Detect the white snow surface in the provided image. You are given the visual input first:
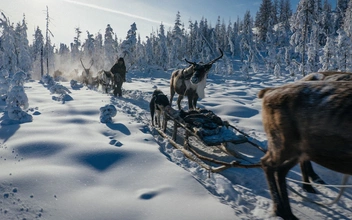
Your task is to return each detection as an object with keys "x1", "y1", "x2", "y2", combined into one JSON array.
[{"x1": 1, "y1": 70, "x2": 352, "y2": 220}]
